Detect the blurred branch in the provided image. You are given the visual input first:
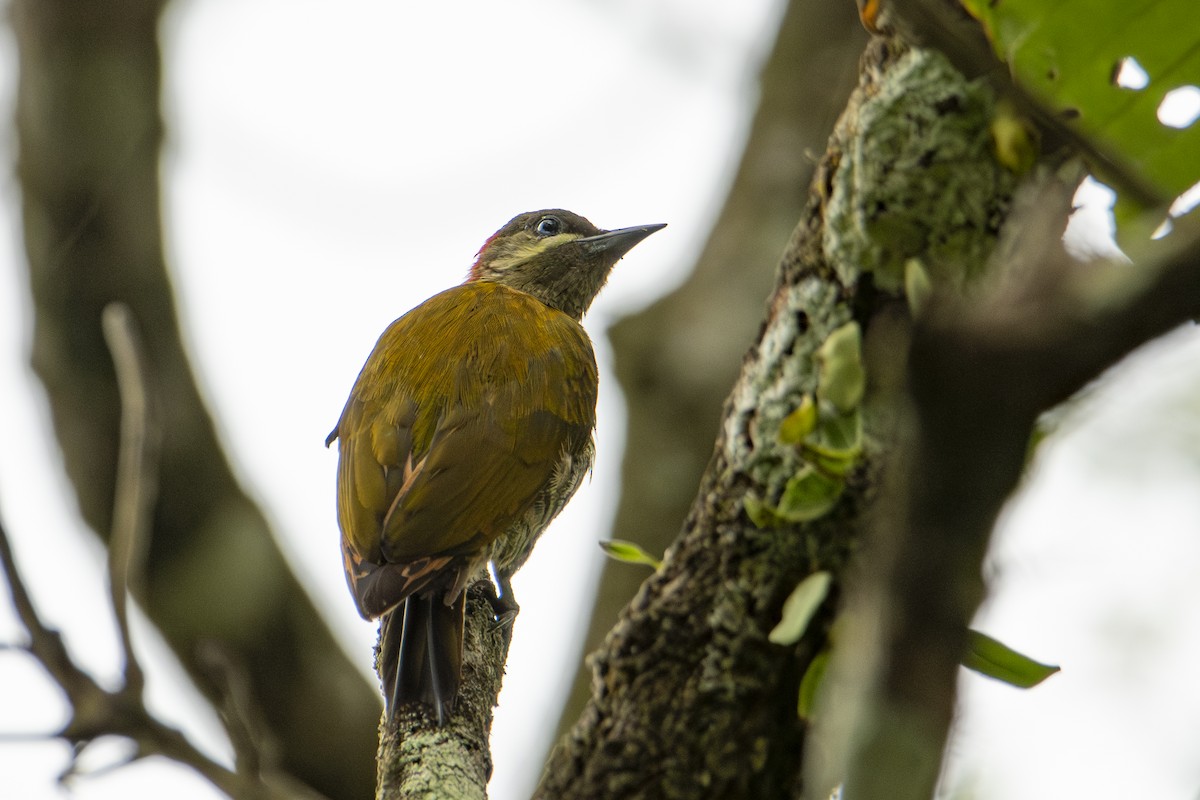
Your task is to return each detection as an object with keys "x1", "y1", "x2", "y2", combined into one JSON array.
[
  {"x1": 10, "y1": 2, "x2": 380, "y2": 795},
  {"x1": 0, "y1": 511, "x2": 320, "y2": 799},
  {"x1": 196, "y1": 640, "x2": 277, "y2": 784},
  {"x1": 825, "y1": 176, "x2": 1200, "y2": 800},
  {"x1": 101, "y1": 302, "x2": 158, "y2": 697},
  {"x1": 1, "y1": 514, "x2": 205, "y2": 790},
  {"x1": 0, "y1": 306, "x2": 325, "y2": 799}
]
